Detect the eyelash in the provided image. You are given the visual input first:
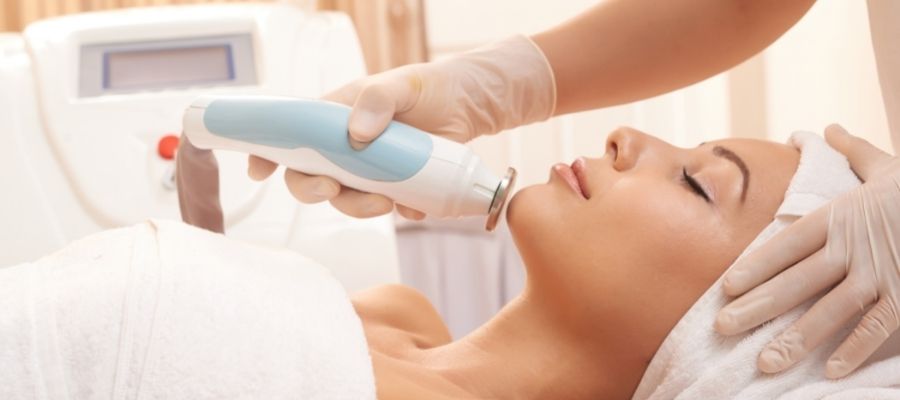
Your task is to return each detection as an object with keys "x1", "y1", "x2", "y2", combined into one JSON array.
[{"x1": 682, "y1": 167, "x2": 711, "y2": 203}]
